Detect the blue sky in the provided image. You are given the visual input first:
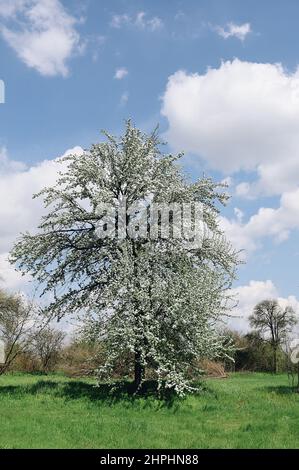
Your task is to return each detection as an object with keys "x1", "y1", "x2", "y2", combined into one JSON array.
[{"x1": 1, "y1": 0, "x2": 299, "y2": 329}]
